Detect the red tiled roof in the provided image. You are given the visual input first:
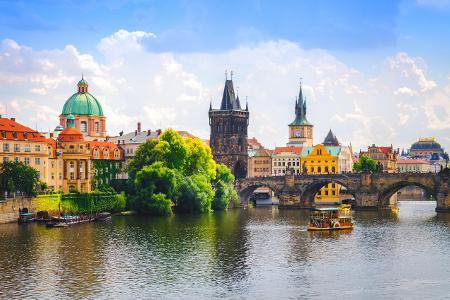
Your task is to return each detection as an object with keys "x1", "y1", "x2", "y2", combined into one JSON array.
[
  {"x1": 0, "y1": 117, "x2": 47, "y2": 142},
  {"x1": 248, "y1": 137, "x2": 262, "y2": 148},
  {"x1": 58, "y1": 127, "x2": 84, "y2": 142},
  {"x1": 274, "y1": 146, "x2": 303, "y2": 154},
  {"x1": 87, "y1": 141, "x2": 122, "y2": 159}
]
